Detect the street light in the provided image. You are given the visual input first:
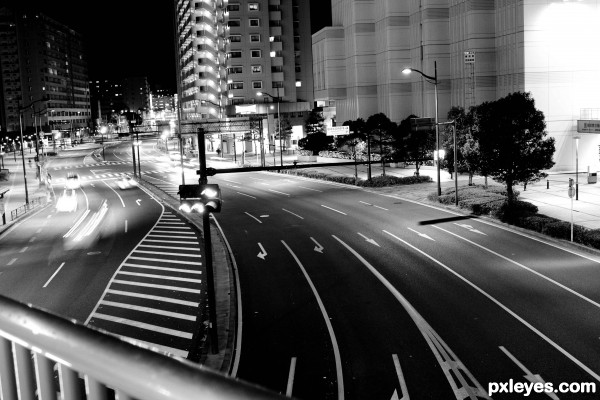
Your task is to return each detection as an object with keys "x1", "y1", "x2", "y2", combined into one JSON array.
[
  {"x1": 257, "y1": 90, "x2": 282, "y2": 167},
  {"x1": 402, "y1": 61, "x2": 441, "y2": 196}
]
